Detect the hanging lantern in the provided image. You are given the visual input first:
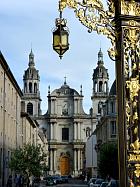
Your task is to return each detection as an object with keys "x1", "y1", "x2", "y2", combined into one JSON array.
[{"x1": 53, "y1": 13, "x2": 69, "y2": 59}]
